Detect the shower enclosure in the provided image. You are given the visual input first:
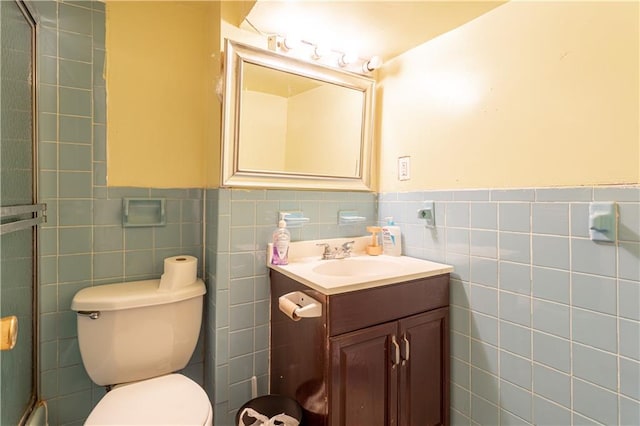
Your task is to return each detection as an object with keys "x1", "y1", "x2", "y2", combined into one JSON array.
[{"x1": 0, "y1": 1, "x2": 44, "y2": 424}]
